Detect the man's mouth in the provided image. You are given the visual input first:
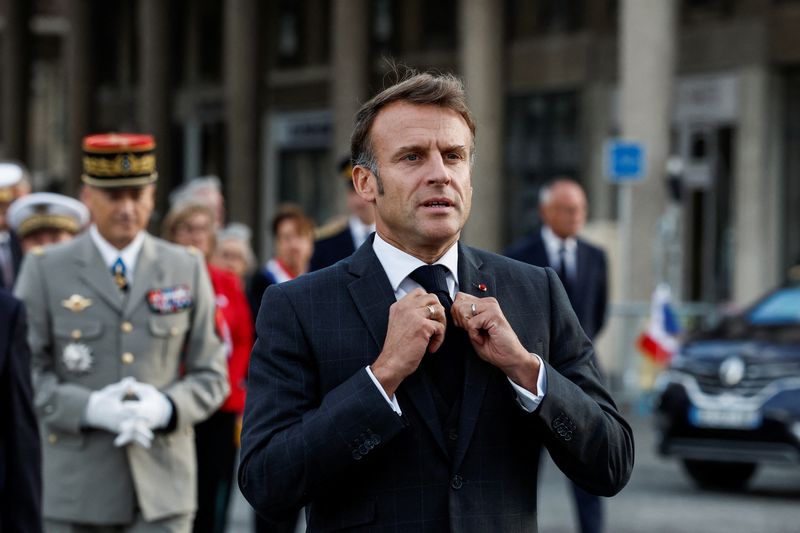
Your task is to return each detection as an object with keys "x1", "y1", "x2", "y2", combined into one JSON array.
[{"x1": 422, "y1": 199, "x2": 453, "y2": 208}]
